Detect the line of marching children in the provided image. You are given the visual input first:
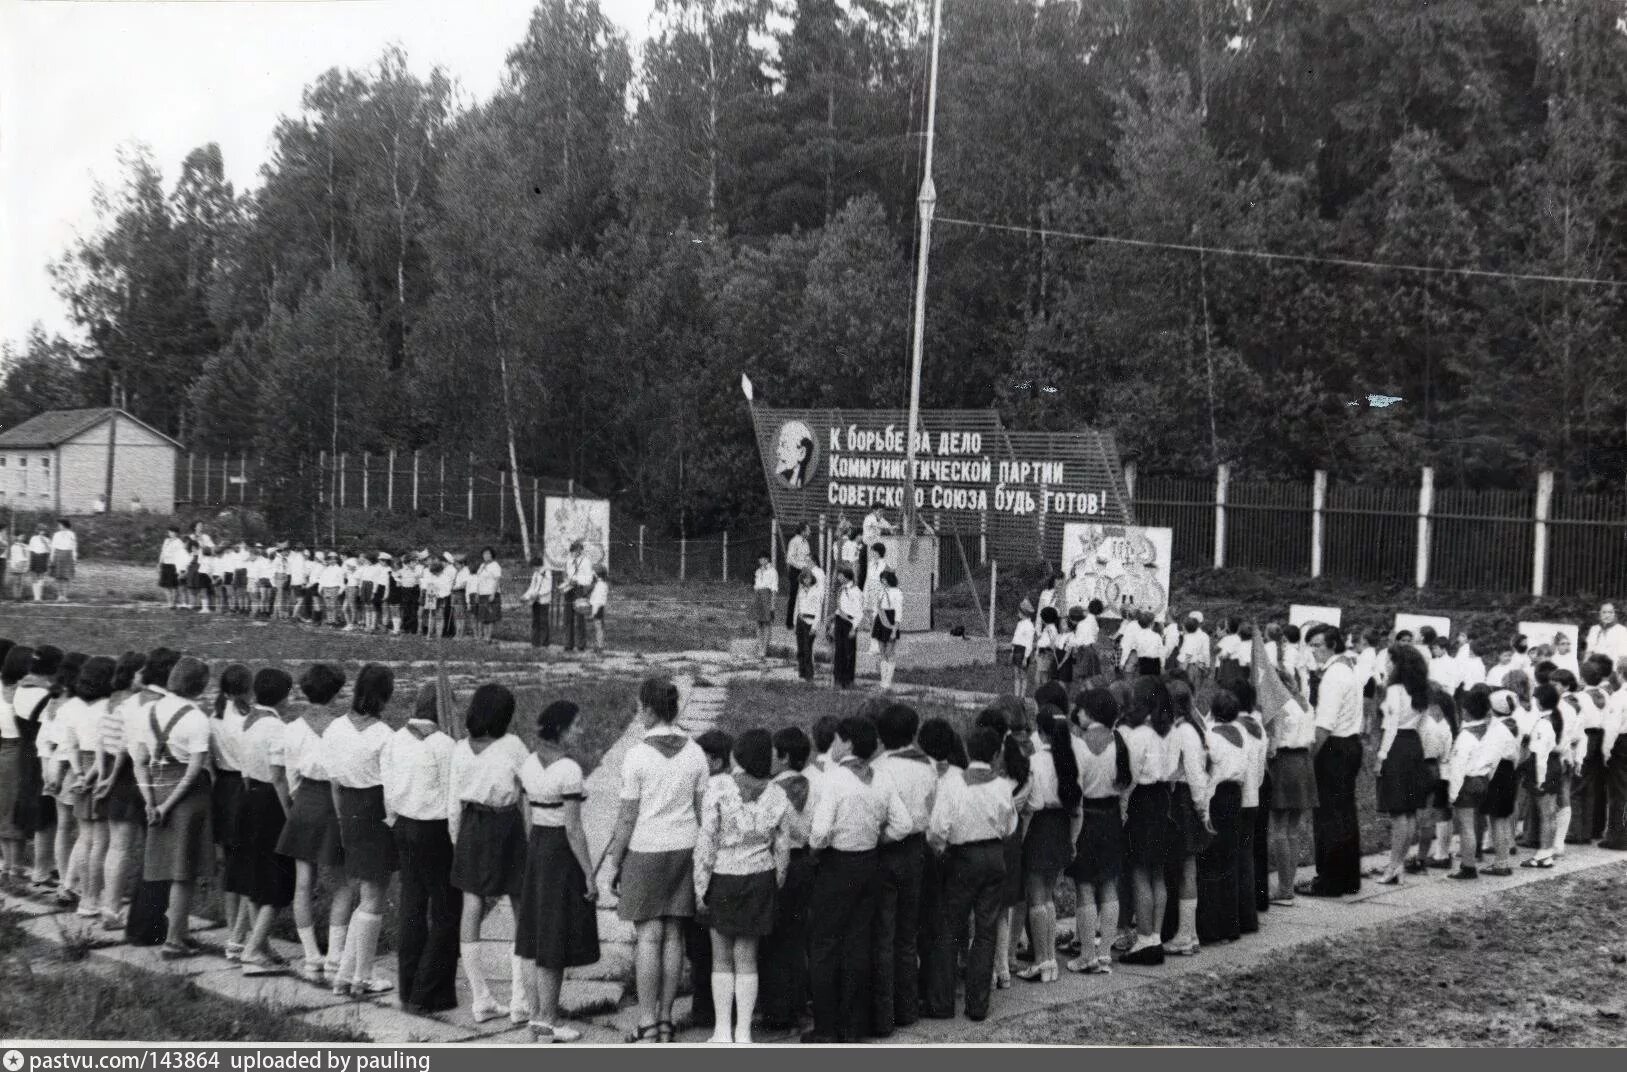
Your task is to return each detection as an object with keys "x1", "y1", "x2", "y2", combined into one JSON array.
[{"x1": 157, "y1": 526, "x2": 610, "y2": 651}]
